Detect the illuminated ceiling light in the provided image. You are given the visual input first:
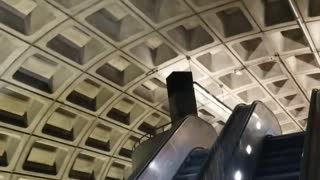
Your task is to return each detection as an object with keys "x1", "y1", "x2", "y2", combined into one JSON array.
[
  {"x1": 246, "y1": 145, "x2": 252, "y2": 155},
  {"x1": 234, "y1": 69, "x2": 243, "y2": 76},
  {"x1": 234, "y1": 170, "x2": 242, "y2": 180}
]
